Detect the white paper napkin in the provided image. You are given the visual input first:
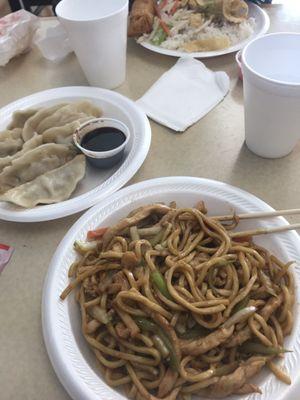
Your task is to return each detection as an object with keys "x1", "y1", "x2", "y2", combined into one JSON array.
[{"x1": 136, "y1": 57, "x2": 230, "y2": 132}]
